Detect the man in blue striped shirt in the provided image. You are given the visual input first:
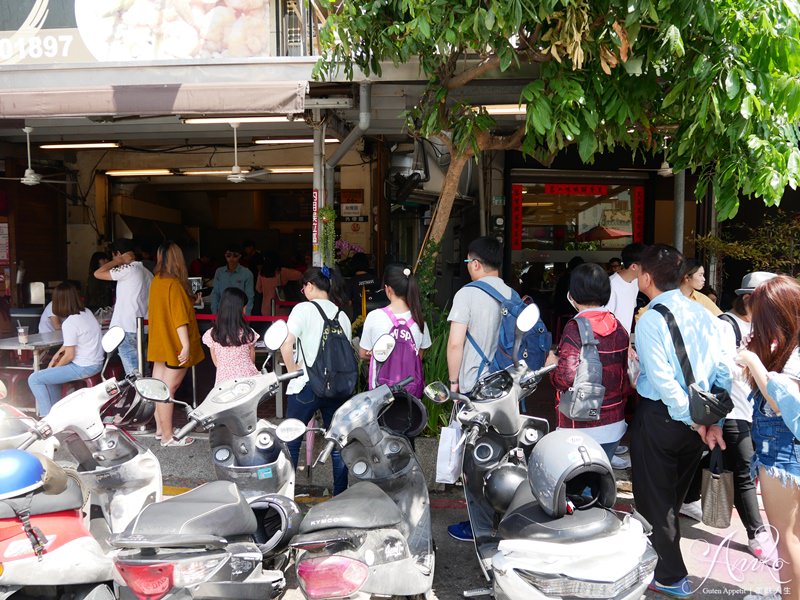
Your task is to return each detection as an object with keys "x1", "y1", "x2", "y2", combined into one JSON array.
[{"x1": 631, "y1": 244, "x2": 733, "y2": 598}]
